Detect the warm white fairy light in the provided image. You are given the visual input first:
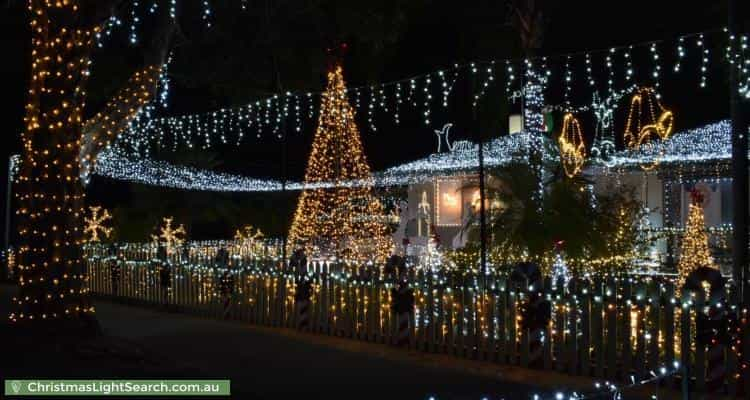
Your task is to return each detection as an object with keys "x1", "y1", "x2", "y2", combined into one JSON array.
[
  {"x1": 84, "y1": 206, "x2": 114, "y2": 243},
  {"x1": 151, "y1": 217, "x2": 187, "y2": 254},
  {"x1": 563, "y1": 55, "x2": 572, "y2": 106}
]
